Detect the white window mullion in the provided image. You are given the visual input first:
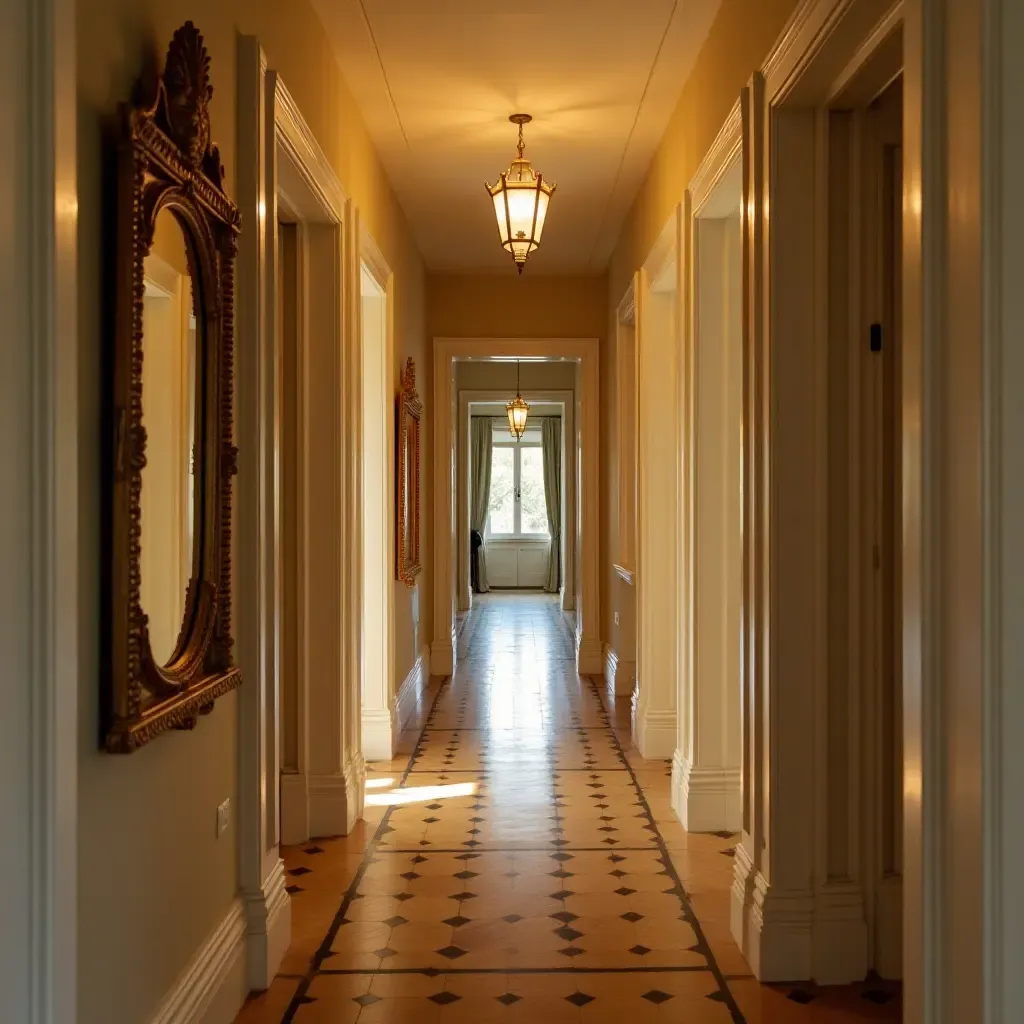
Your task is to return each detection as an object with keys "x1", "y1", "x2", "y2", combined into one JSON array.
[{"x1": 513, "y1": 446, "x2": 522, "y2": 535}]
